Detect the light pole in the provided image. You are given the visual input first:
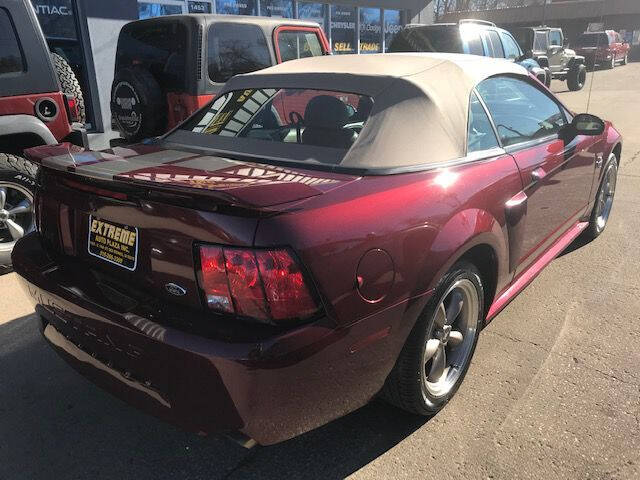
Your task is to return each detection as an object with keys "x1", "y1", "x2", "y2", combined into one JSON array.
[{"x1": 541, "y1": 0, "x2": 547, "y2": 26}]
